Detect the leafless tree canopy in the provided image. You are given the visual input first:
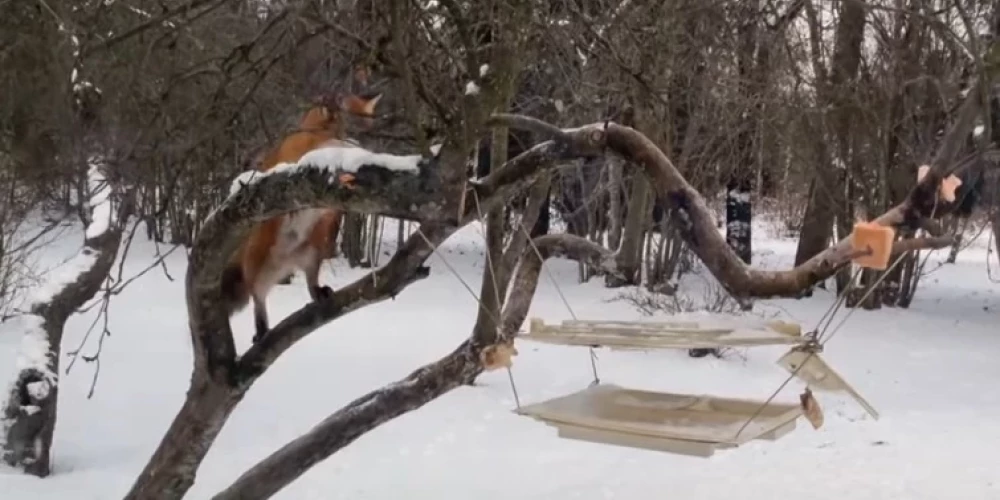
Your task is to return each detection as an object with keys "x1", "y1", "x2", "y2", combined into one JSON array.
[{"x1": 1, "y1": 0, "x2": 999, "y2": 496}]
